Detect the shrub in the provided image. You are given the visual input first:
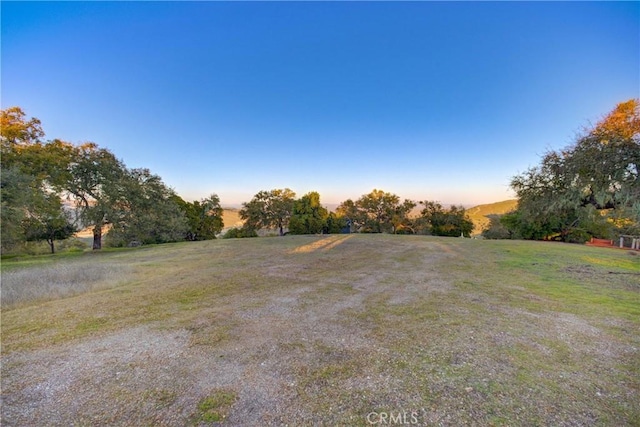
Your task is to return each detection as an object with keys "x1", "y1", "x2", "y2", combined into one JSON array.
[
  {"x1": 222, "y1": 227, "x2": 258, "y2": 239},
  {"x1": 482, "y1": 214, "x2": 512, "y2": 239},
  {"x1": 59, "y1": 238, "x2": 89, "y2": 252},
  {"x1": 565, "y1": 228, "x2": 591, "y2": 244}
]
